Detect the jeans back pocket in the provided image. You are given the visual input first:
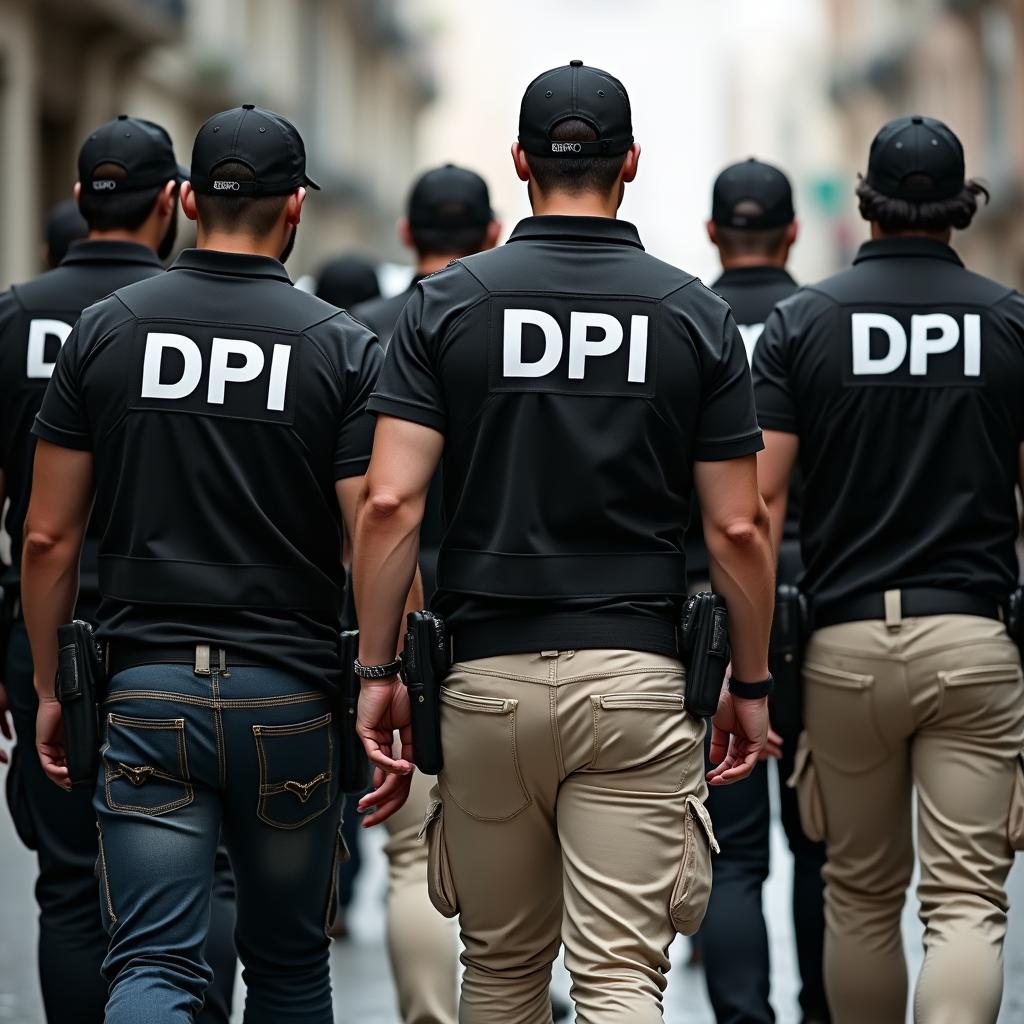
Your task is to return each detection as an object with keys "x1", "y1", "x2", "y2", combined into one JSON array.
[
  {"x1": 253, "y1": 713, "x2": 334, "y2": 829},
  {"x1": 103, "y1": 713, "x2": 193, "y2": 816}
]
